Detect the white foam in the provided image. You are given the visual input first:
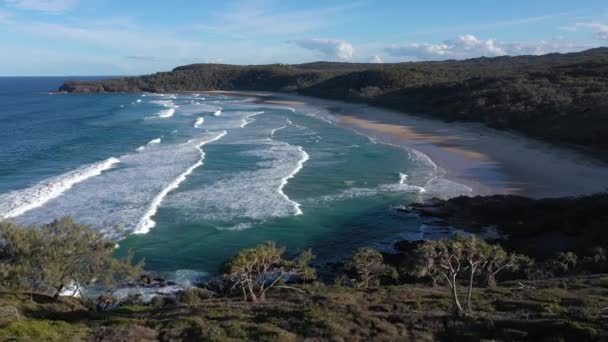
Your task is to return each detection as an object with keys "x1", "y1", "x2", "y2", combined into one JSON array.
[
  {"x1": 397, "y1": 172, "x2": 426, "y2": 193},
  {"x1": 136, "y1": 137, "x2": 162, "y2": 152},
  {"x1": 213, "y1": 109, "x2": 222, "y2": 116},
  {"x1": 286, "y1": 118, "x2": 306, "y2": 130},
  {"x1": 240, "y1": 111, "x2": 264, "y2": 128},
  {"x1": 134, "y1": 131, "x2": 228, "y2": 234},
  {"x1": 157, "y1": 108, "x2": 175, "y2": 118},
  {"x1": 0, "y1": 157, "x2": 120, "y2": 219},
  {"x1": 164, "y1": 138, "x2": 310, "y2": 223},
  {"x1": 136, "y1": 99, "x2": 142, "y2": 103},
  {"x1": 194, "y1": 117, "x2": 205, "y2": 128},
  {"x1": 278, "y1": 146, "x2": 309, "y2": 215},
  {"x1": 270, "y1": 125, "x2": 287, "y2": 137}
]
